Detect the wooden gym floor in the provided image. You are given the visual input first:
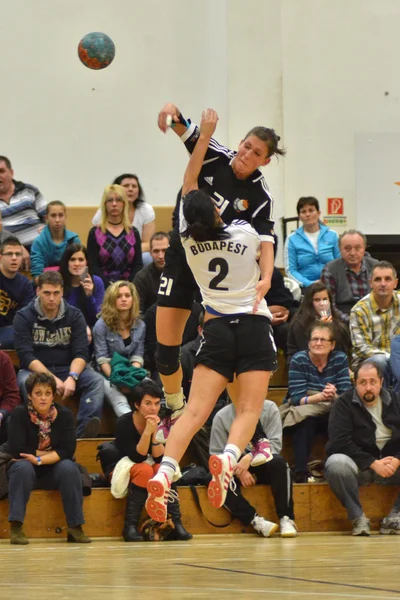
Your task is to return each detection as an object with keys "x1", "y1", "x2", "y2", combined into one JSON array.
[{"x1": 1, "y1": 534, "x2": 400, "y2": 600}]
